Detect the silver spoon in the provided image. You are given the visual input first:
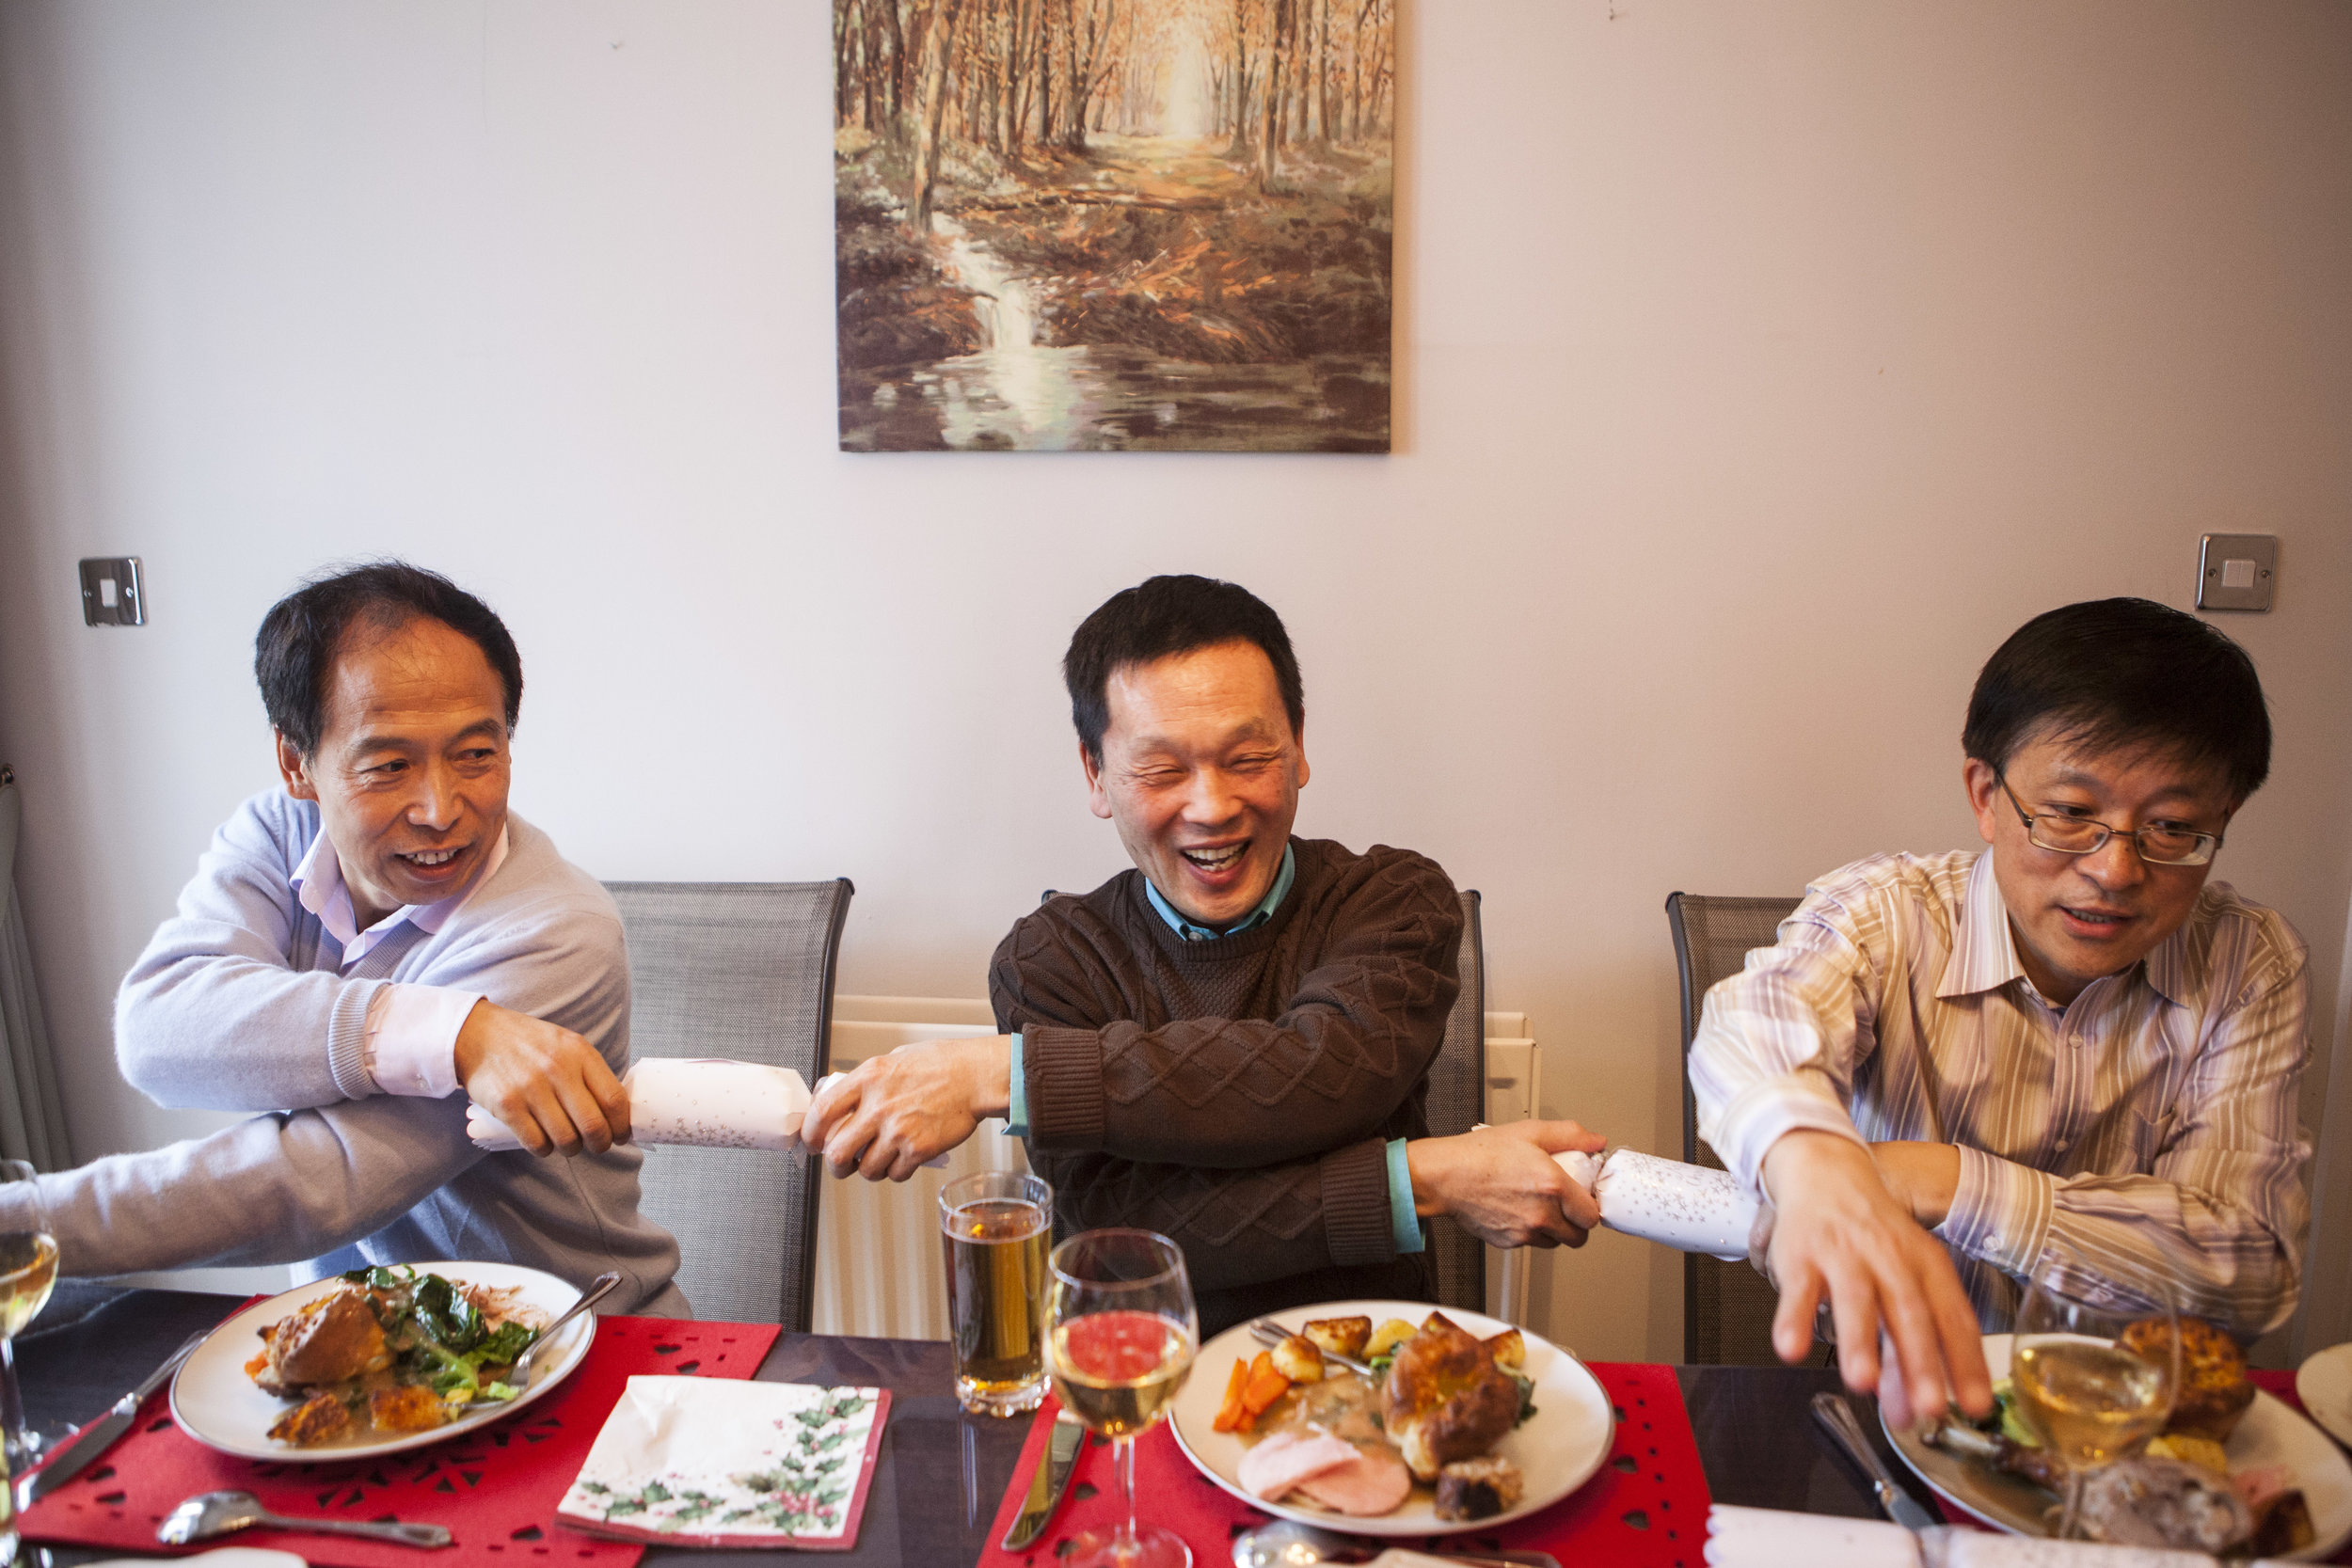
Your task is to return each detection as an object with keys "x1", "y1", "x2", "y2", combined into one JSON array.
[
  {"x1": 509, "y1": 1270, "x2": 622, "y2": 1388},
  {"x1": 1231, "y1": 1519, "x2": 1558, "y2": 1568},
  {"x1": 159, "y1": 1490, "x2": 452, "y2": 1549}
]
